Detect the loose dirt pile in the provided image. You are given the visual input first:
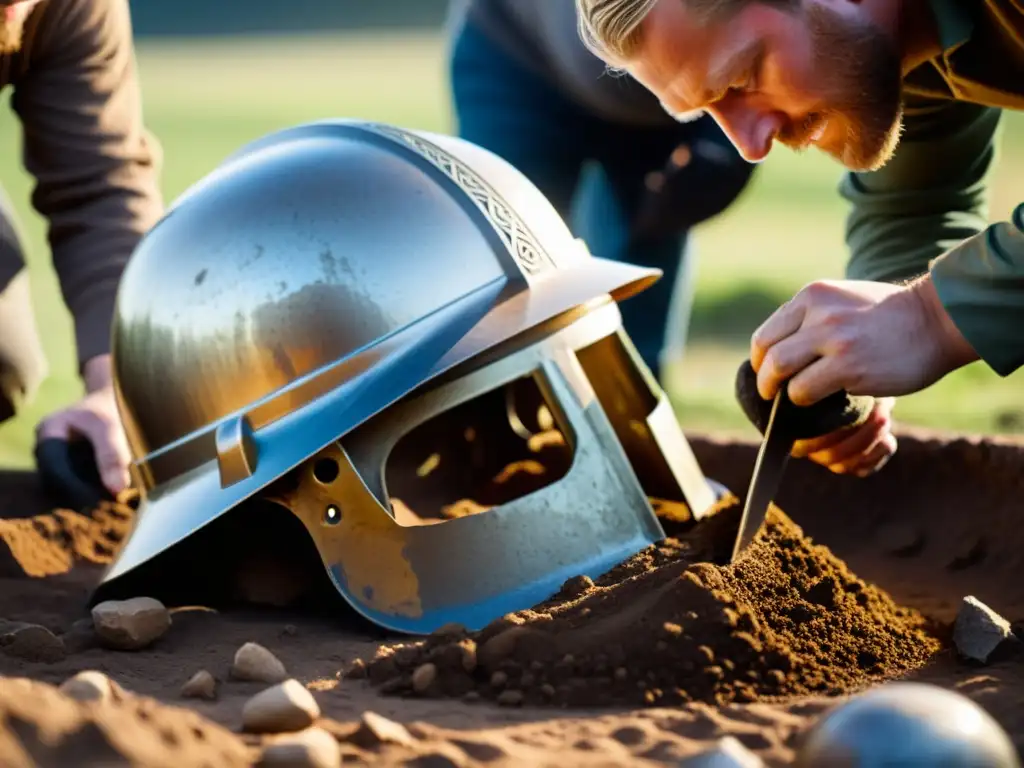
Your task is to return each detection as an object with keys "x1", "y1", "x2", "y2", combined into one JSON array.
[
  {"x1": 0, "y1": 676, "x2": 253, "y2": 767},
  {"x1": 354, "y1": 502, "x2": 941, "y2": 709}
]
